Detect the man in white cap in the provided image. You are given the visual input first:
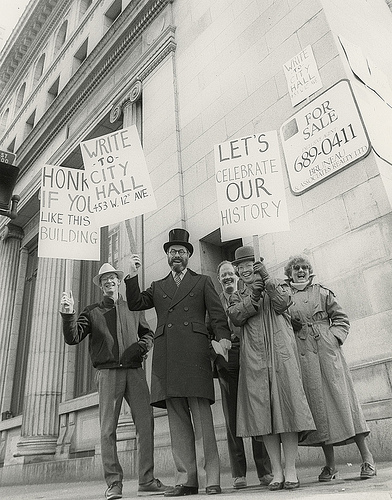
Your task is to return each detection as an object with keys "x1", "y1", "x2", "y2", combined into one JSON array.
[{"x1": 60, "y1": 263, "x2": 168, "y2": 500}]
